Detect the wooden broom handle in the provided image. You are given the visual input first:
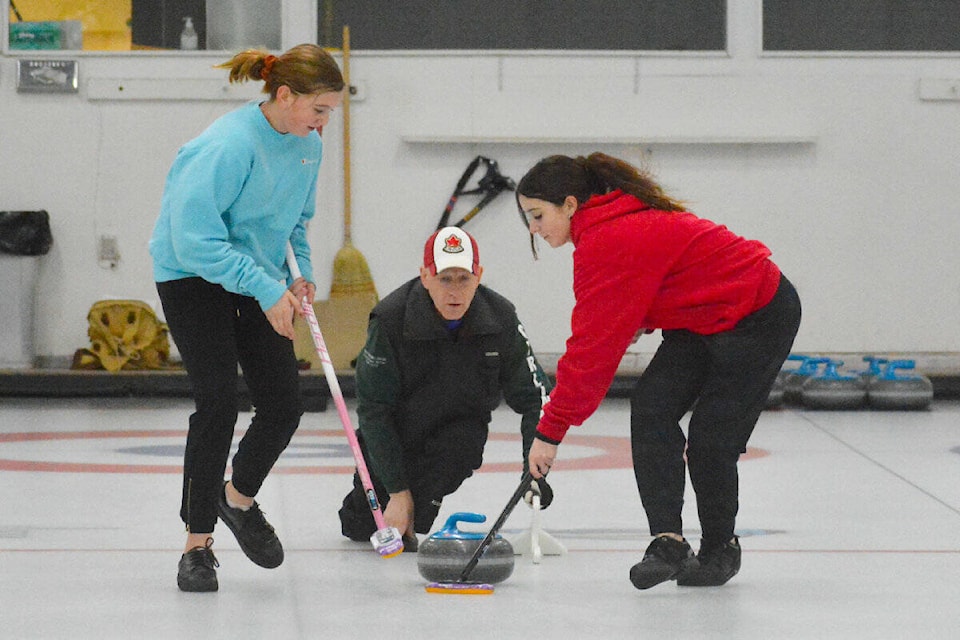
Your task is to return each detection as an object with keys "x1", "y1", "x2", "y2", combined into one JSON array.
[{"x1": 342, "y1": 25, "x2": 352, "y2": 244}]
